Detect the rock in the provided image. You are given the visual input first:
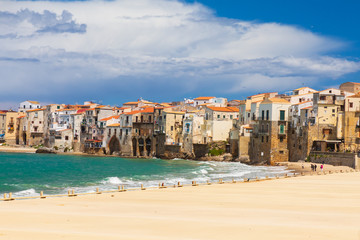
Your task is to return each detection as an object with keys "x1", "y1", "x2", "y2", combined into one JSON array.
[
  {"x1": 36, "y1": 147, "x2": 56, "y2": 154},
  {"x1": 238, "y1": 155, "x2": 250, "y2": 163}
]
